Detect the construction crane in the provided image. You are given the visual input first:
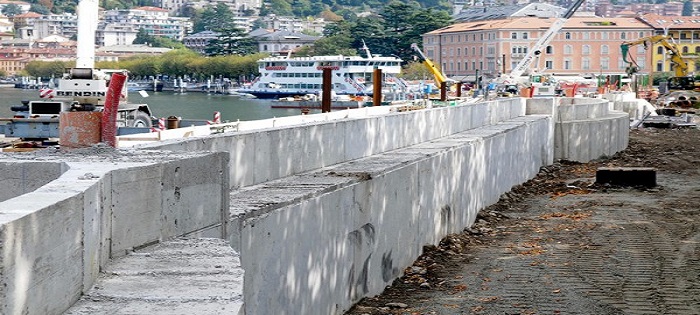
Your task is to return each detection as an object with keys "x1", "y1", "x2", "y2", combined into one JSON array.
[
  {"x1": 410, "y1": 43, "x2": 450, "y2": 91},
  {"x1": 506, "y1": 0, "x2": 586, "y2": 81},
  {"x1": 621, "y1": 35, "x2": 697, "y2": 91}
]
